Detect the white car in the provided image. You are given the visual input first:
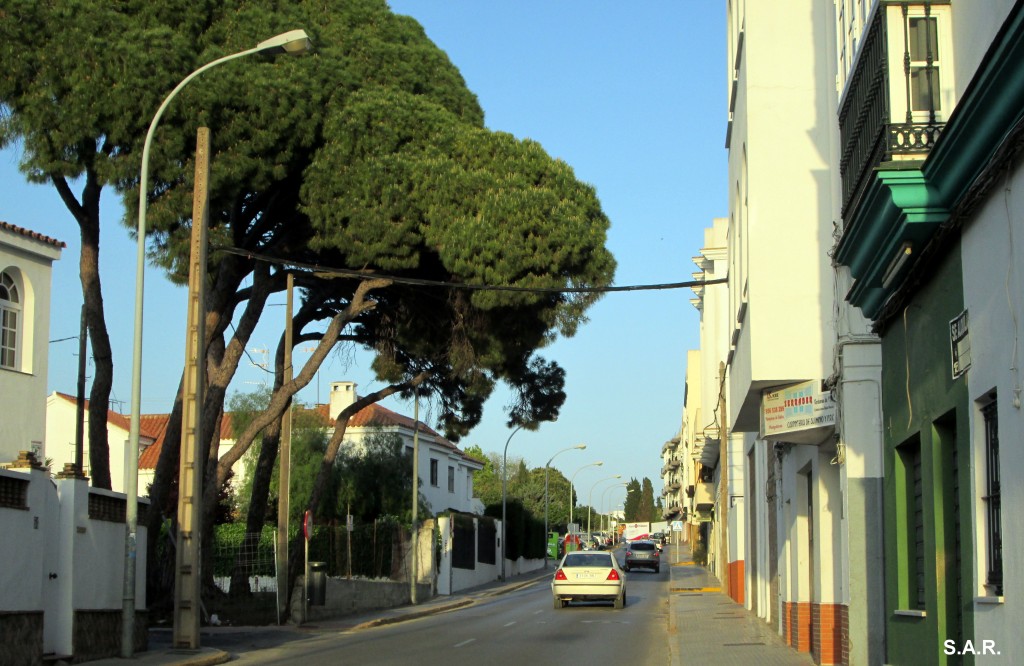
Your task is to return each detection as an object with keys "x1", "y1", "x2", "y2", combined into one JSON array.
[{"x1": 551, "y1": 551, "x2": 627, "y2": 609}]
